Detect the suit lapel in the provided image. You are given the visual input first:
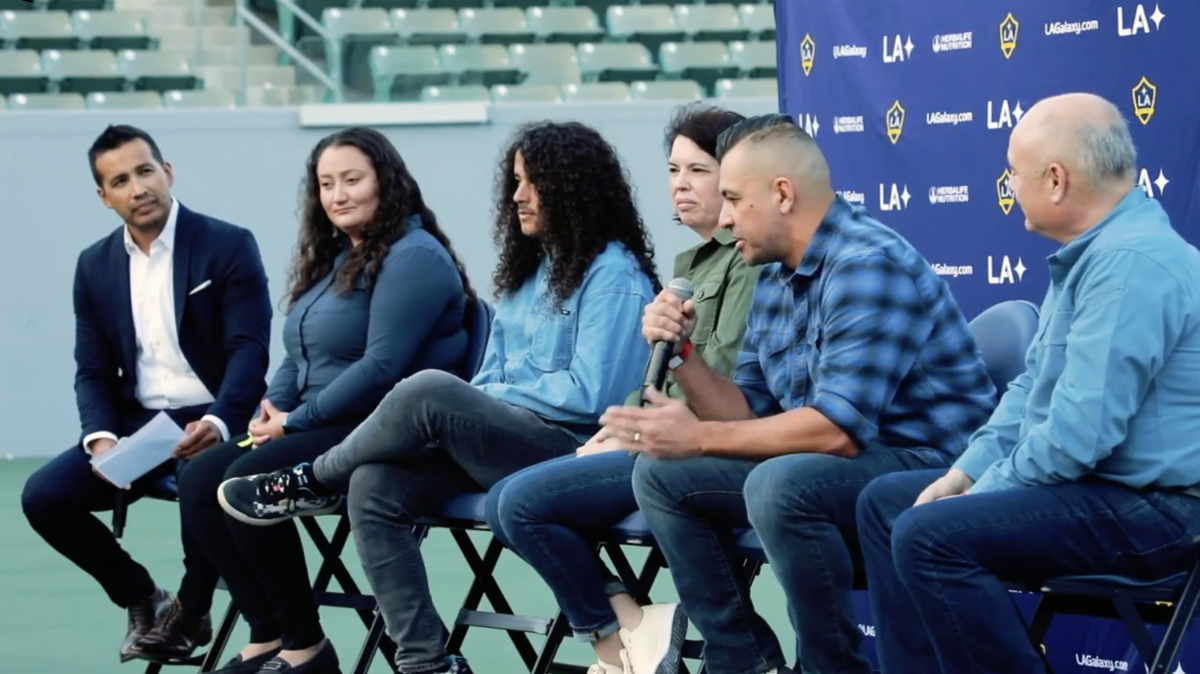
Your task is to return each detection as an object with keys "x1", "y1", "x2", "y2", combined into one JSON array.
[
  {"x1": 111, "y1": 233, "x2": 138, "y2": 374},
  {"x1": 172, "y1": 205, "x2": 196, "y2": 331}
]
